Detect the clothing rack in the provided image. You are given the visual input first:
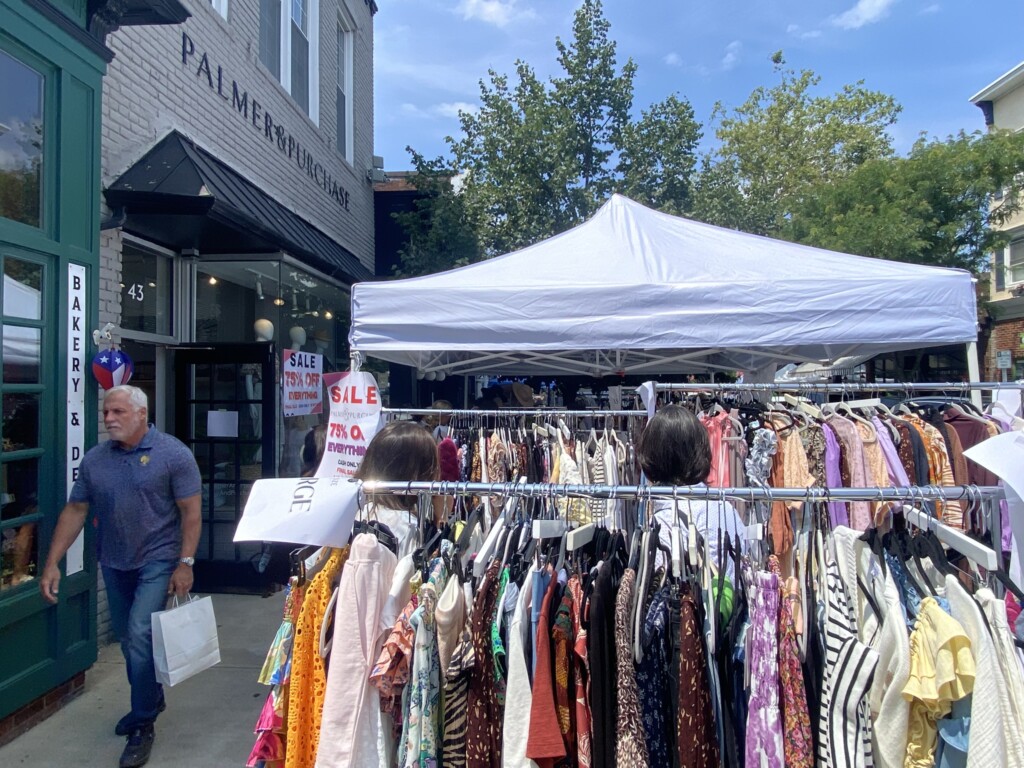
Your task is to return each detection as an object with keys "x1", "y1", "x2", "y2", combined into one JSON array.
[
  {"x1": 654, "y1": 380, "x2": 1024, "y2": 393},
  {"x1": 357, "y1": 480, "x2": 1004, "y2": 504},
  {"x1": 383, "y1": 407, "x2": 644, "y2": 418},
  {"x1": 356, "y1": 481, "x2": 1003, "y2": 573}
]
